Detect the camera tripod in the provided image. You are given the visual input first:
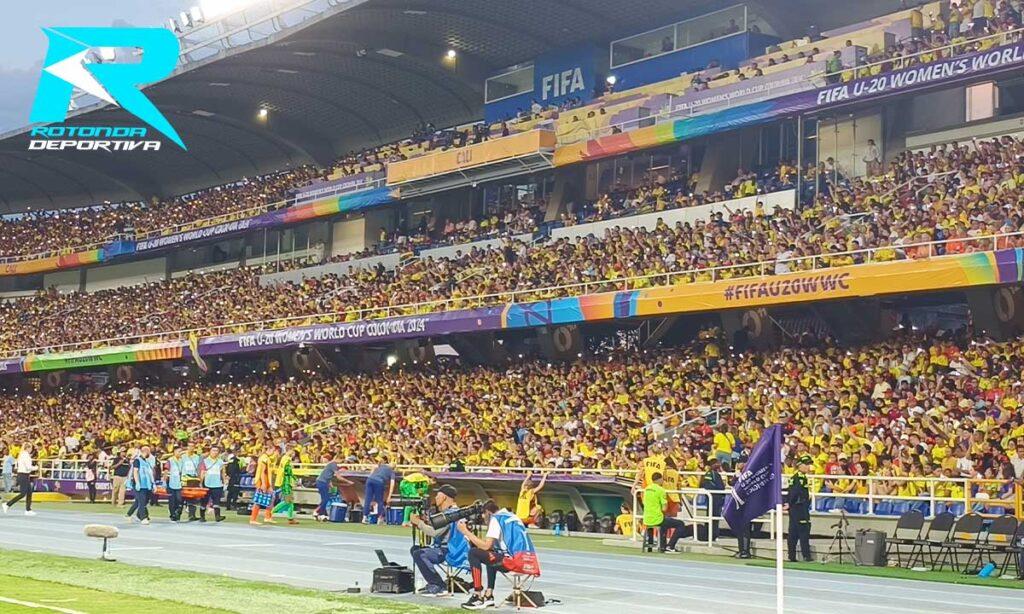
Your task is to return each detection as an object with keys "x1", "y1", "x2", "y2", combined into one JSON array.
[{"x1": 822, "y1": 510, "x2": 859, "y2": 565}]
